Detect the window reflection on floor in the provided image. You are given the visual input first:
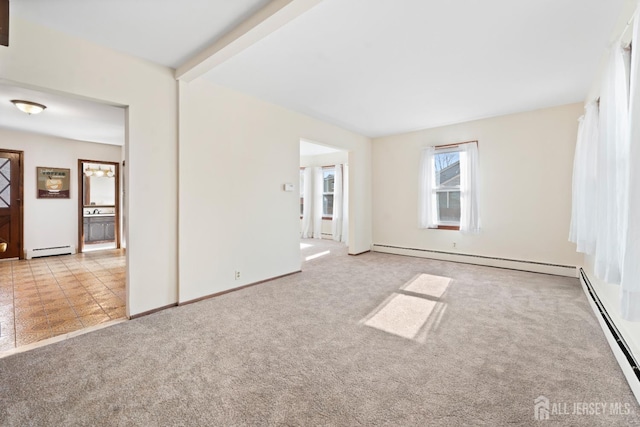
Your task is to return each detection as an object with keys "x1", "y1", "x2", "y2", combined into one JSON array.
[
  {"x1": 362, "y1": 273, "x2": 451, "y2": 342},
  {"x1": 402, "y1": 273, "x2": 451, "y2": 298},
  {"x1": 300, "y1": 240, "x2": 333, "y2": 262},
  {"x1": 364, "y1": 294, "x2": 436, "y2": 340},
  {"x1": 305, "y1": 250, "x2": 330, "y2": 261}
]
